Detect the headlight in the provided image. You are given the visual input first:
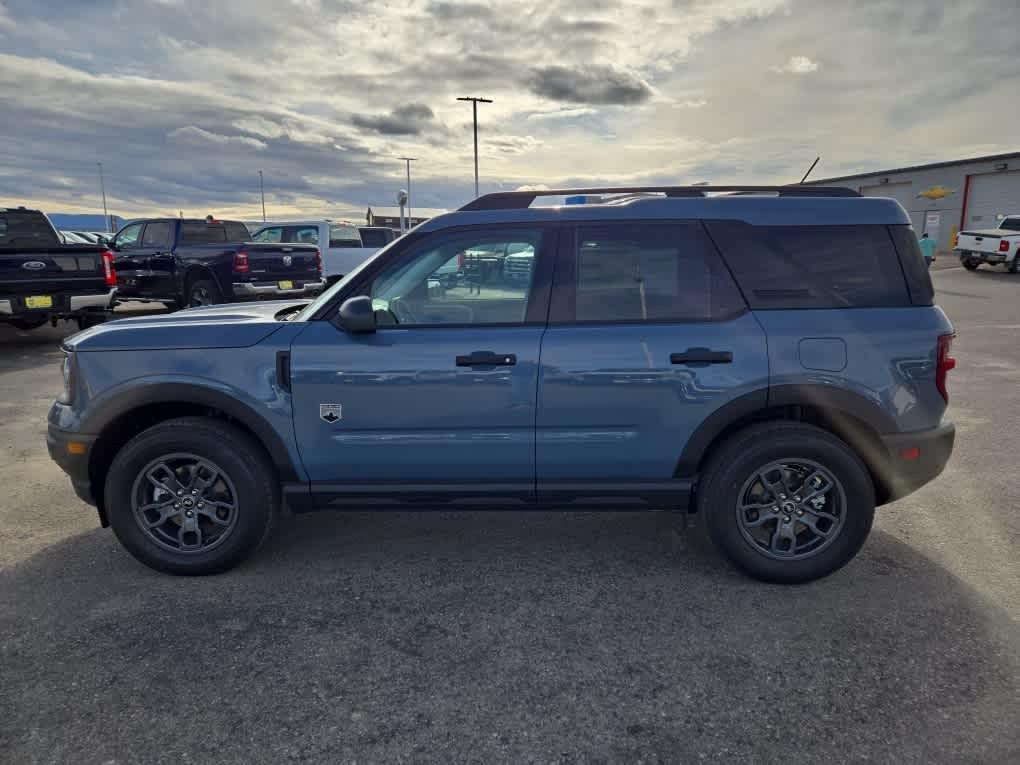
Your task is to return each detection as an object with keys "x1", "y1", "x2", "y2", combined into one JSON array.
[{"x1": 57, "y1": 351, "x2": 75, "y2": 405}]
